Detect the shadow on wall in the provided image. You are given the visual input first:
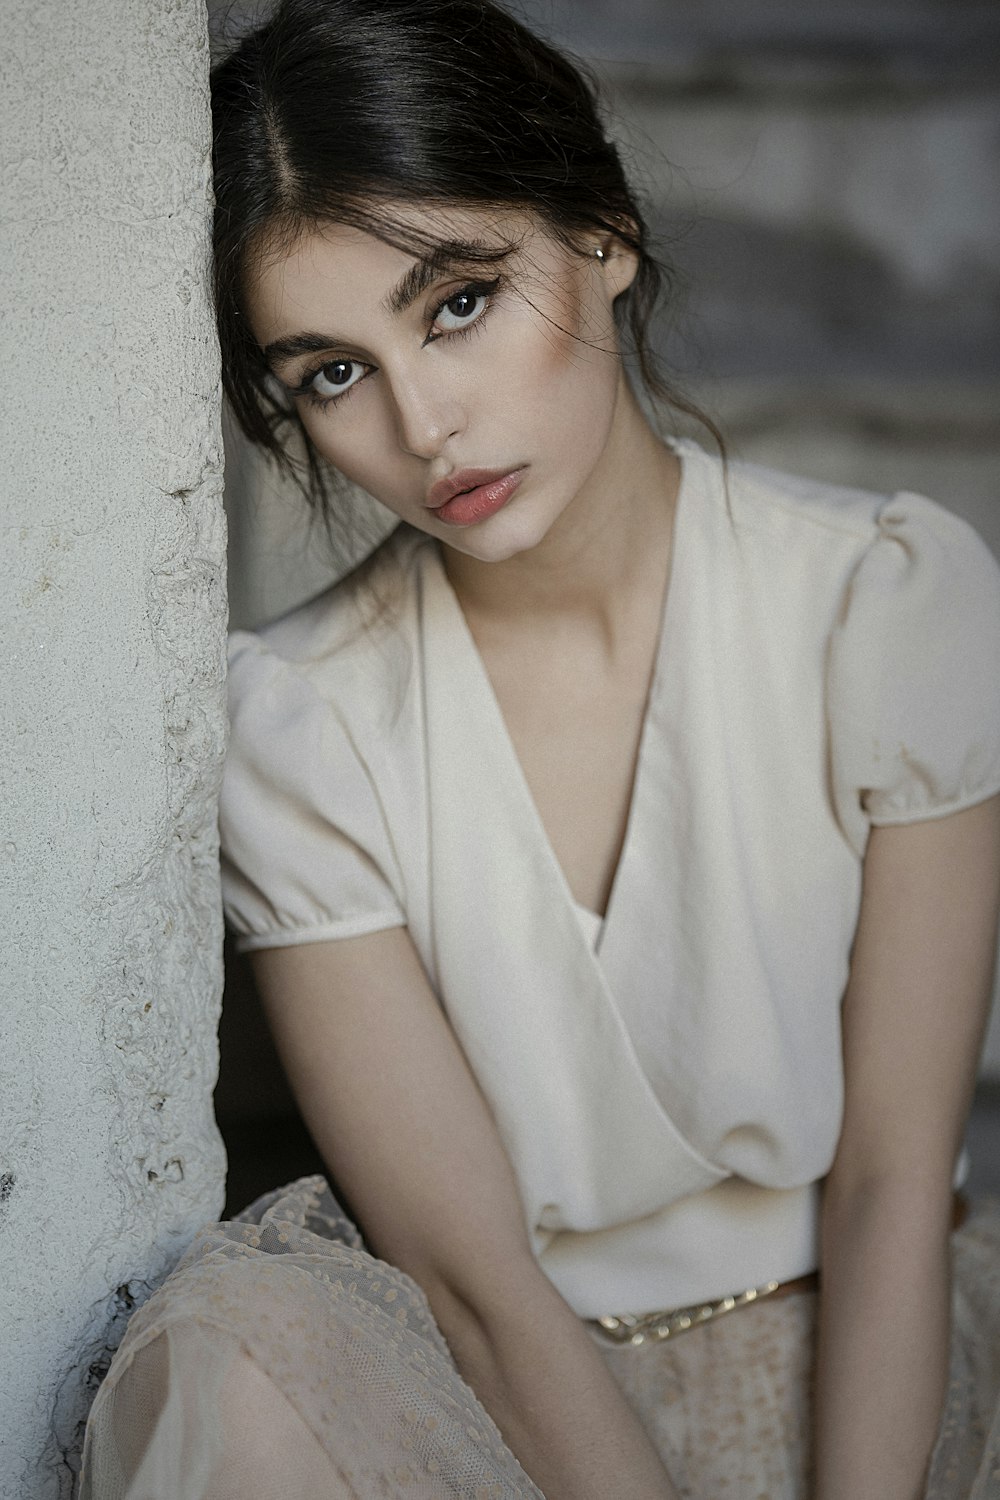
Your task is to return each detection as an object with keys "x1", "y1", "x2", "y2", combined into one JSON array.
[{"x1": 214, "y1": 938, "x2": 327, "y2": 1216}]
